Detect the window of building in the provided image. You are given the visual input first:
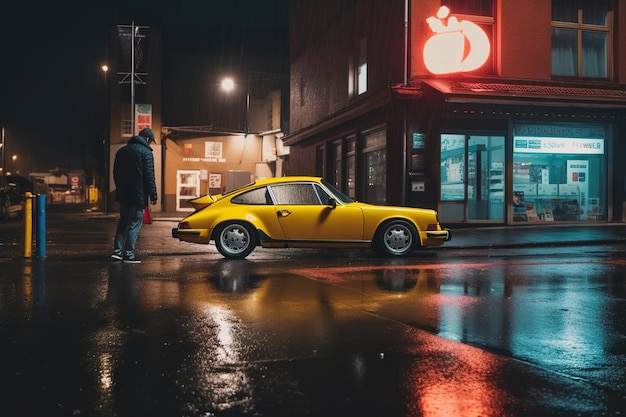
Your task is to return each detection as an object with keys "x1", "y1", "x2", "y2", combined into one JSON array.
[
  {"x1": 512, "y1": 123, "x2": 607, "y2": 222},
  {"x1": 362, "y1": 129, "x2": 386, "y2": 204},
  {"x1": 346, "y1": 137, "x2": 356, "y2": 199},
  {"x1": 440, "y1": 134, "x2": 466, "y2": 202},
  {"x1": 316, "y1": 145, "x2": 326, "y2": 177},
  {"x1": 333, "y1": 140, "x2": 342, "y2": 190},
  {"x1": 439, "y1": 133, "x2": 505, "y2": 222},
  {"x1": 551, "y1": 0, "x2": 612, "y2": 78},
  {"x1": 357, "y1": 37, "x2": 367, "y2": 95},
  {"x1": 121, "y1": 104, "x2": 133, "y2": 136}
]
